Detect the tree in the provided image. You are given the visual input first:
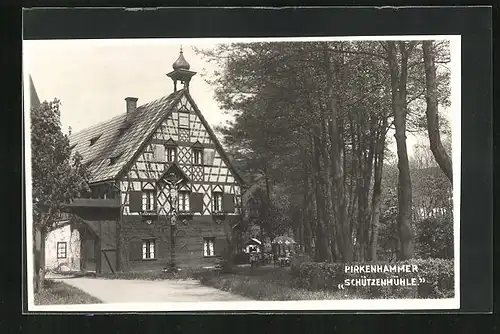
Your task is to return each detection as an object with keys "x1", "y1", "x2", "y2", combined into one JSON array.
[
  {"x1": 198, "y1": 41, "x2": 395, "y2": 262},
  {"x1": 197, "y1": 40, "x2": 451, "y2": 264},
  {"x1": 385, "y1": 41, "x2": 416, "y2": 260},
  {"x1": 31, "y1": 99, "x2": 89, "y2": 291},
  {"x1": 422, "y1": 40, "x2": 453, "y2": 183}
]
